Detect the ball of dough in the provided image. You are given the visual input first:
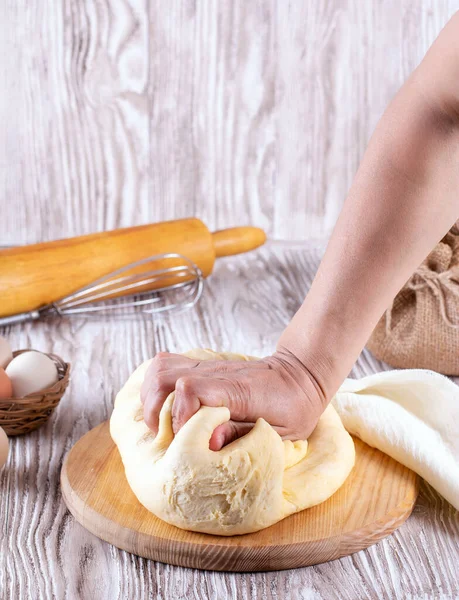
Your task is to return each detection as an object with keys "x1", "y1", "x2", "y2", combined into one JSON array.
[{"x1": 110, "y1": 349, "x2": 355, "y2": 536}]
